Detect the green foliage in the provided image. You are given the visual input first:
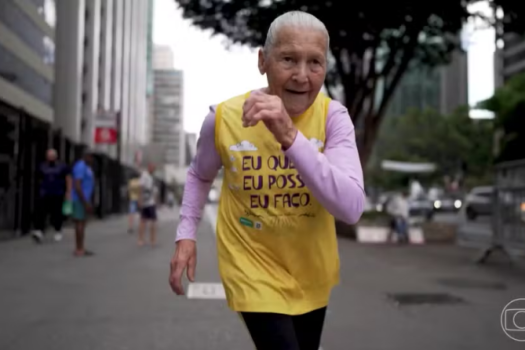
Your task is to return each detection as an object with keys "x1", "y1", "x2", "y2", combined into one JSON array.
[
  {"x1": 479, "y1": 72, "x2": 525, "y2": 163},
  {"x1": 174, "y1": 0, "x2": 525, "y2": 164},
  {"x1": 369, "y1": 107, "x2": 494, "y2": 189}
]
